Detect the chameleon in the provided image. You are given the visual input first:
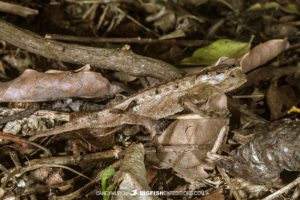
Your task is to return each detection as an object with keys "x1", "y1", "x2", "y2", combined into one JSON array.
[{"x1": 29, "y1": 65, "x2": 247, "y2": 141}]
